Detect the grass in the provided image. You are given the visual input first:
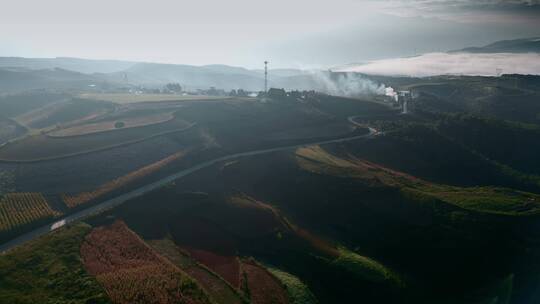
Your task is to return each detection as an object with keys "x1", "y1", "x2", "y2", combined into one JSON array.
[
  {"x1": 267, "y1": 267, "x2": 318, "y2": 304},
  {"x1": 0, "y1": 222, "x2": 111, "y2": 304},
  {"x1": 297, "y1": 145, "x2": 540, "y2": 216},
  {"x1": 330, "y1": 248, "x2": 402, "y2": 287},
  {"x1": 406, "y1": 184, "x2": 540, "y2": 216}
]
